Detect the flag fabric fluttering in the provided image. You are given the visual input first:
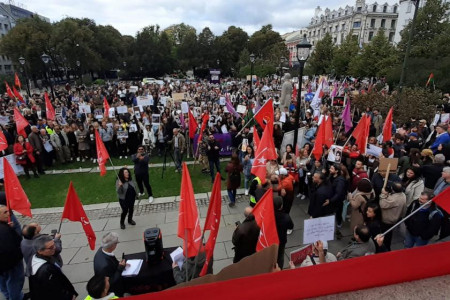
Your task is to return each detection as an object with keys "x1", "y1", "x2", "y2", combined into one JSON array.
[
  {"x1": 44, "y1": 92, "x2": 55, "y2": 121},
  {"x1": 225, "y1": 94, "x2": 240, "y2": 119},
  {"x1": 61, "y1": 182, "x2": 96, "y2": 250},
  {"x1": 5, "y1": 81, "x2": 15, "y2": 99},
  {"x1": 178, "y1": 162, "x2": 202, "y2": 258},
  {"x1": 252, "y1": 188, "x2": 279, "y2": 251},
  {"x1": 254, "y1": 98, "x2": 273, "y2": 130},
  {"x1": 199, "y1": 172, "x2": 222, "y2": 276},
  {"x1": 382, "y1": 107, "x2": 394, "y2": 143},
  {"x1": 95, "y1": 129, "x2": 110, "y2": 176},
  {"x1": 4, "y1": 157, "x2": 32, "y2": 217},
  {"x1": 426, "y1": 73, "x2": 434, "y2": 87},
  {"x1": 103, "y1": 97, "x2": 110, "y2": 119},
  {"x1": 292, "y1": 84, "x2": 297, "y2": 100},
  {"x1": 13, "y1": 86, "x2": 23, "y2": 102},
  {"x1": 341, "y1": 98, "x2": 353, "y2": 133},
  {"x1": 324, "y1": 116, "x2": 333, "y2": 149},
  {"x1": 311, "y1": 118, "x2": 326, "y2": 160},
  {"x1": 352, "y1": 114, "x2": 371, "y2": 154},
  {"x1": 197, "y1": 113, "x2": 210, "y2": 143},
  {"x1": 251, "y1": 120, "x2": 277, "y2": 183},
  {"x1": 188, "y1": 110, "x2": 198, "y2": 139},
  {"x1": 432, "y1": 187, "x2": 450, "y2": 214},
  {"x1": 0, "y1": 130, "x2": 8, "y2": 151},
  {"x1": 253, "y1": 126, "x2": 260, "y2": 151},
  {"x1": 14, "y1": 107, "x2": 29, "y2": 138},
  {"x1": 14, "y1": 73, "x2": 21, "y2": 90}
]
